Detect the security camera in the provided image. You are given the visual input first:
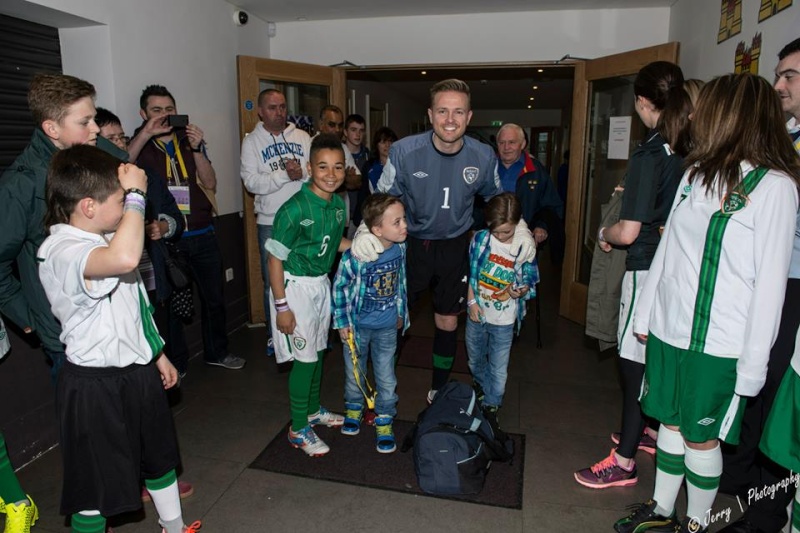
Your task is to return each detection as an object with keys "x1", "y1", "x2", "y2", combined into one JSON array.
[{"x1": 233, "y1": 10, "x2": 249, "y2": 26}]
